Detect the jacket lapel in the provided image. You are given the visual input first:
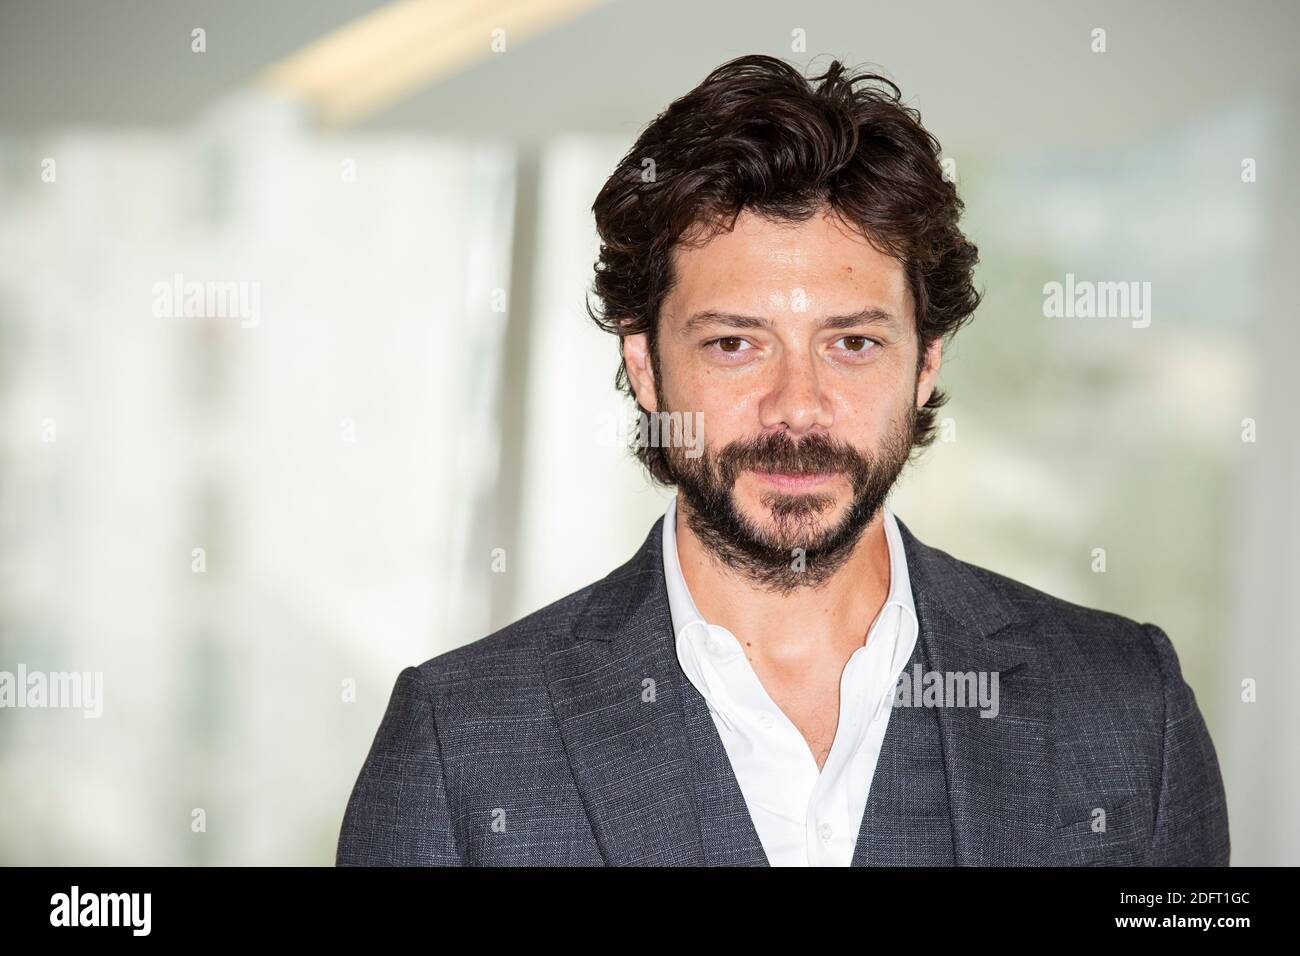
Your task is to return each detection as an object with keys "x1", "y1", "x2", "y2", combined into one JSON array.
[
  {"x1": 677, "y1": 655, "x2": 771, "y2": 865},
  {"x1": 544, "y1": 516, "x2": 710, "y2": 865},
  {"x1": 888, "y1": 518, "x2": 1057, "y2": 865},
  {"x1": 851, "y1": 623, "x2": 955, "y2": 865}
]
